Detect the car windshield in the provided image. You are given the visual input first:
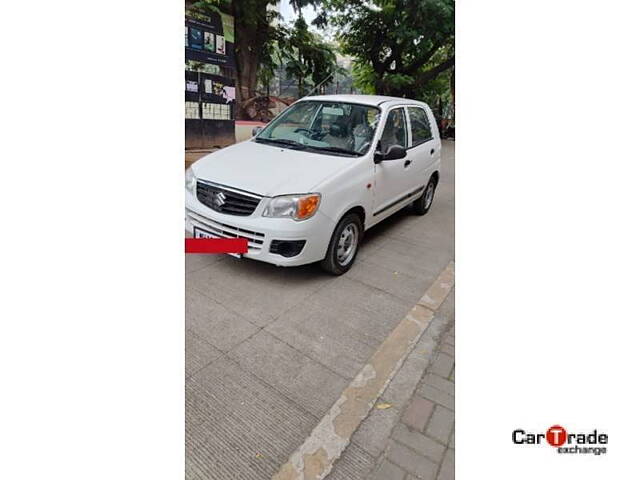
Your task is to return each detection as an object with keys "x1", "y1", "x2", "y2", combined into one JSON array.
[{"x1": 255, "y1": 101, "x2": 380, "y2": 156}]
